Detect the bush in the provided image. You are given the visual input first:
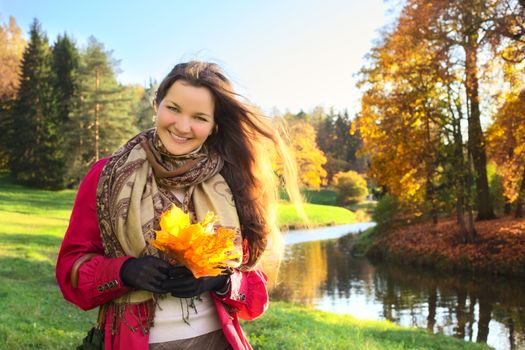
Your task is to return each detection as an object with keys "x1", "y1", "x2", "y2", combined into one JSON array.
[
  {"x1": 488, "y1": 162, "x2": 505, "y2": 214},
  {"x1": 372, "y1": 194, "x2": 403, "y2": 229},
  {"x1": 332, "y1": 170, "x2": 368, "y2": 205}
]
